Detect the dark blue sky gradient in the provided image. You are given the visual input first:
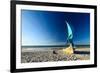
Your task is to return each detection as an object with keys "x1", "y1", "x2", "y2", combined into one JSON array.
[{"x1": 21, "y1": 10, "x2": 90, "y2": 46}]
